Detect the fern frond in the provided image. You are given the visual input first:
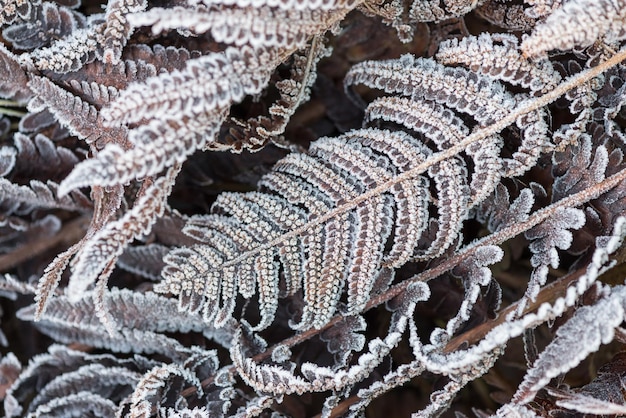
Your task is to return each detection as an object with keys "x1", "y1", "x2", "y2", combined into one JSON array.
[
  {"x1": 0, "y1": 178, "x2": 90, "y2": 213},
  {"x1": 10, "y1": 133, "x2": 80, "y2": 182},
  {"x1": 26, "y1": 288, "x2": 212, "y2": 334},
  {"x1": 346, "y1": 55, "x2": 516, "y2": 126},
  {"x1": 27, "y1": 22, "x2": 103, "y2": 73},
  {"x1": 28, "y1": 391, "x2": 118, "y2": 418},
  {"x1": 129, "y1": 362, "x2": 205, "y2": 418},
  {"x1": 0, "y1": 43, "x2": 30, "y2": 102},
  {"x1": 514, "y1": 207, "x2": 586, "y2": 316},
  {"x1": 3, "y1": 2, "x2": 85, "y2": 50},
  {"x1": 5, "y1": 344, "x2": 157, "y2": 418},
  {"x1": 67, "y1": 166, "x2": 177, "y2": 301},
  {"x1": 521, "y1": 0, "x2": 626, "y2": 57},
  {"x1": 513, "y1": 285, "x2": 626, "y2": 404},
  {"x1": 58, "y1": 110, "x2": 221, "y2": 194},
  {"x1": 160, "y1": 126, "x2": 447, "y2": 329},
  {"x1": 436, "y1": 33, "x2": 562, "y2": 94},
  {"x1": 29, "y1": 364, "x2": 141, "y2": 413},
  {"x1": 57, "y1": 46, "x2": 288, "y2": 193},
  {"x1": 19, "y1": 295, "x2": 198, "y2": 360},
  {"x1": 27, "y1": 76, "x2": 128, "y2": 148},
  {"x1": 130, "y1": 4, "x2": 350, "y2": 48},
  {"x1": 444, "y1": 245, "x2": 503, "y2": 338},
  {"x1": 102, "y1": 0, "x2": 147, "y2": 64},
  {"x1": 102, "y1": 46, "x2": 282, "y2": 126},
  {"x1": 547, "y1": 388, "x2": 626, "y2": 415}
]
